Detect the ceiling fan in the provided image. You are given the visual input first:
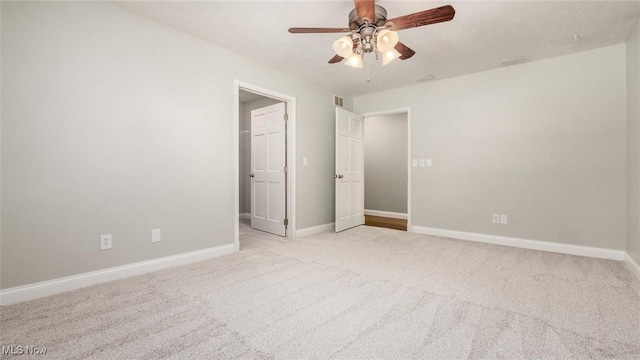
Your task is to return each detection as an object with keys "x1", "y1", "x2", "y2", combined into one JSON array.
[{"x1": 288, "y1": 0, "x2": 455, "y2": 68}]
